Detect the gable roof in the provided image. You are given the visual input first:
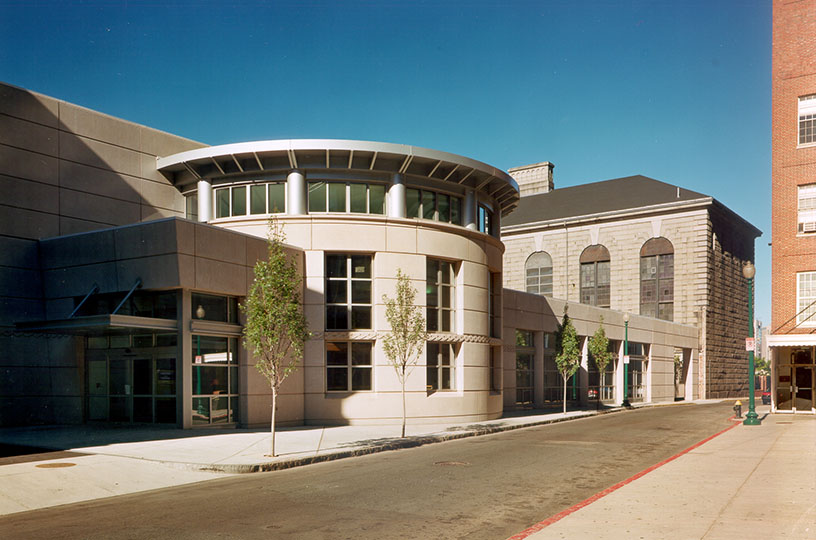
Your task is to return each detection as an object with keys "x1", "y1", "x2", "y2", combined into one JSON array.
[{"x1": 502, "y1": 175, "x2": 709, "y2": 226}]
